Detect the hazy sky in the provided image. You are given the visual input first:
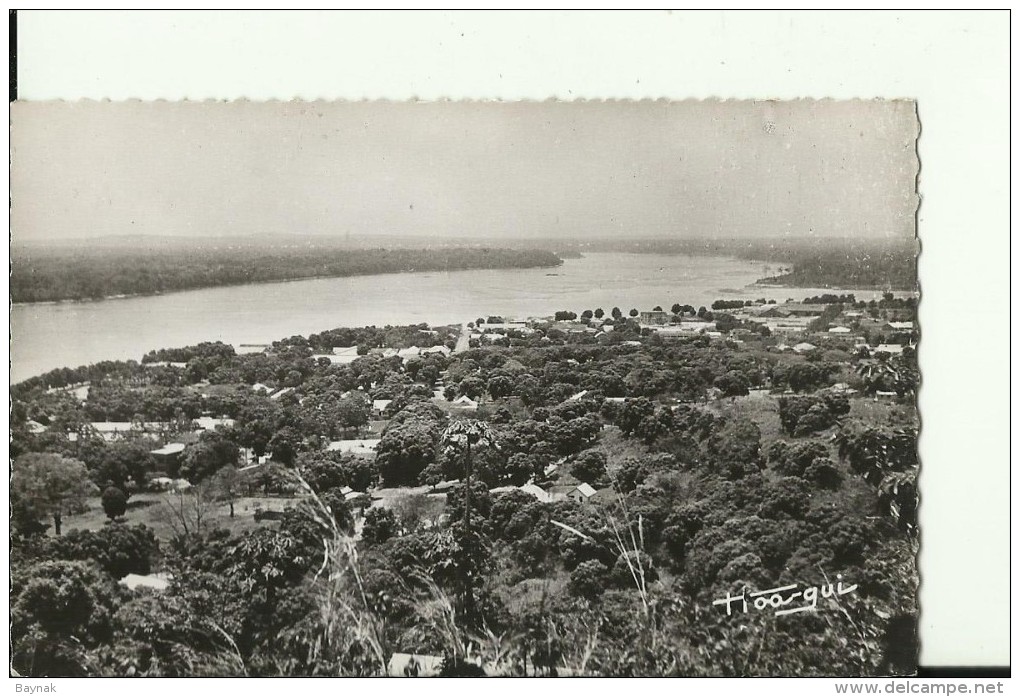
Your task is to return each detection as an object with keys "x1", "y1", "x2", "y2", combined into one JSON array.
[{"x1": 11, "y1": 100, "x2": 918, "y2": 242}]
